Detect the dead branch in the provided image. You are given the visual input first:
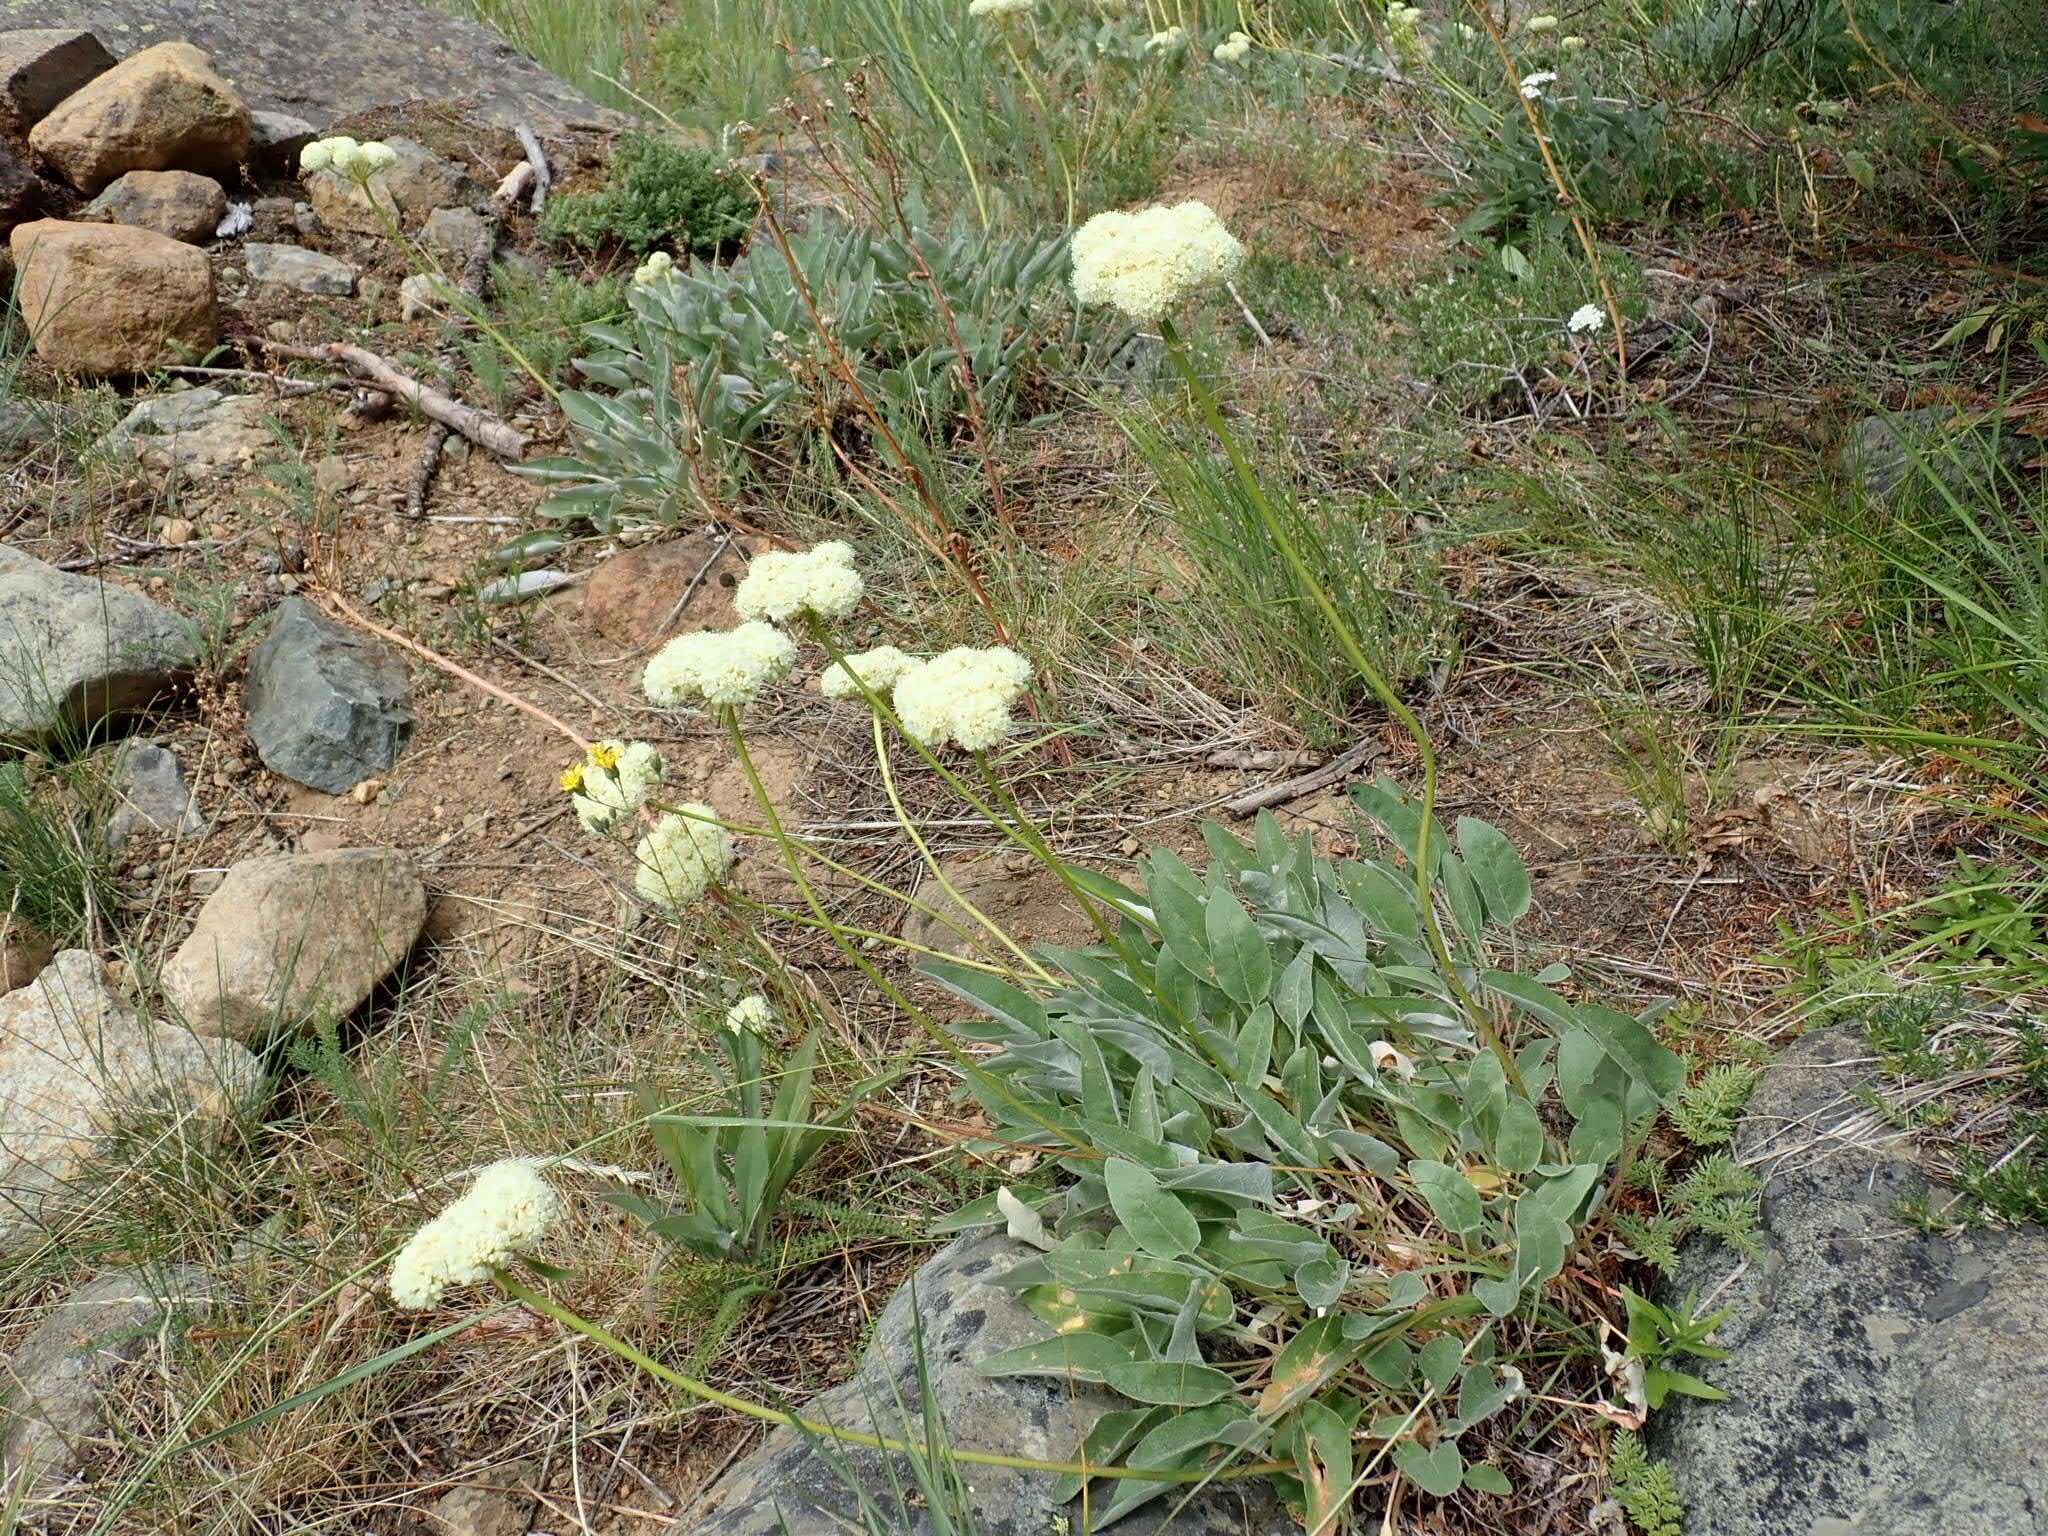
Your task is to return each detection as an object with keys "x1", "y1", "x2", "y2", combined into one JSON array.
[
  {"x1": 1222, "y1": 737, "x2": 1385, "y2": 817},
  {"x1": 407, "y1": 214, "x2": 502, "y2": 517},
  {"x1": 257, "y1": 338, "x2": 528, "y2": 459},
  {"x1": 515, "y1": 124, "x2": 552, "y2": 215}
]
